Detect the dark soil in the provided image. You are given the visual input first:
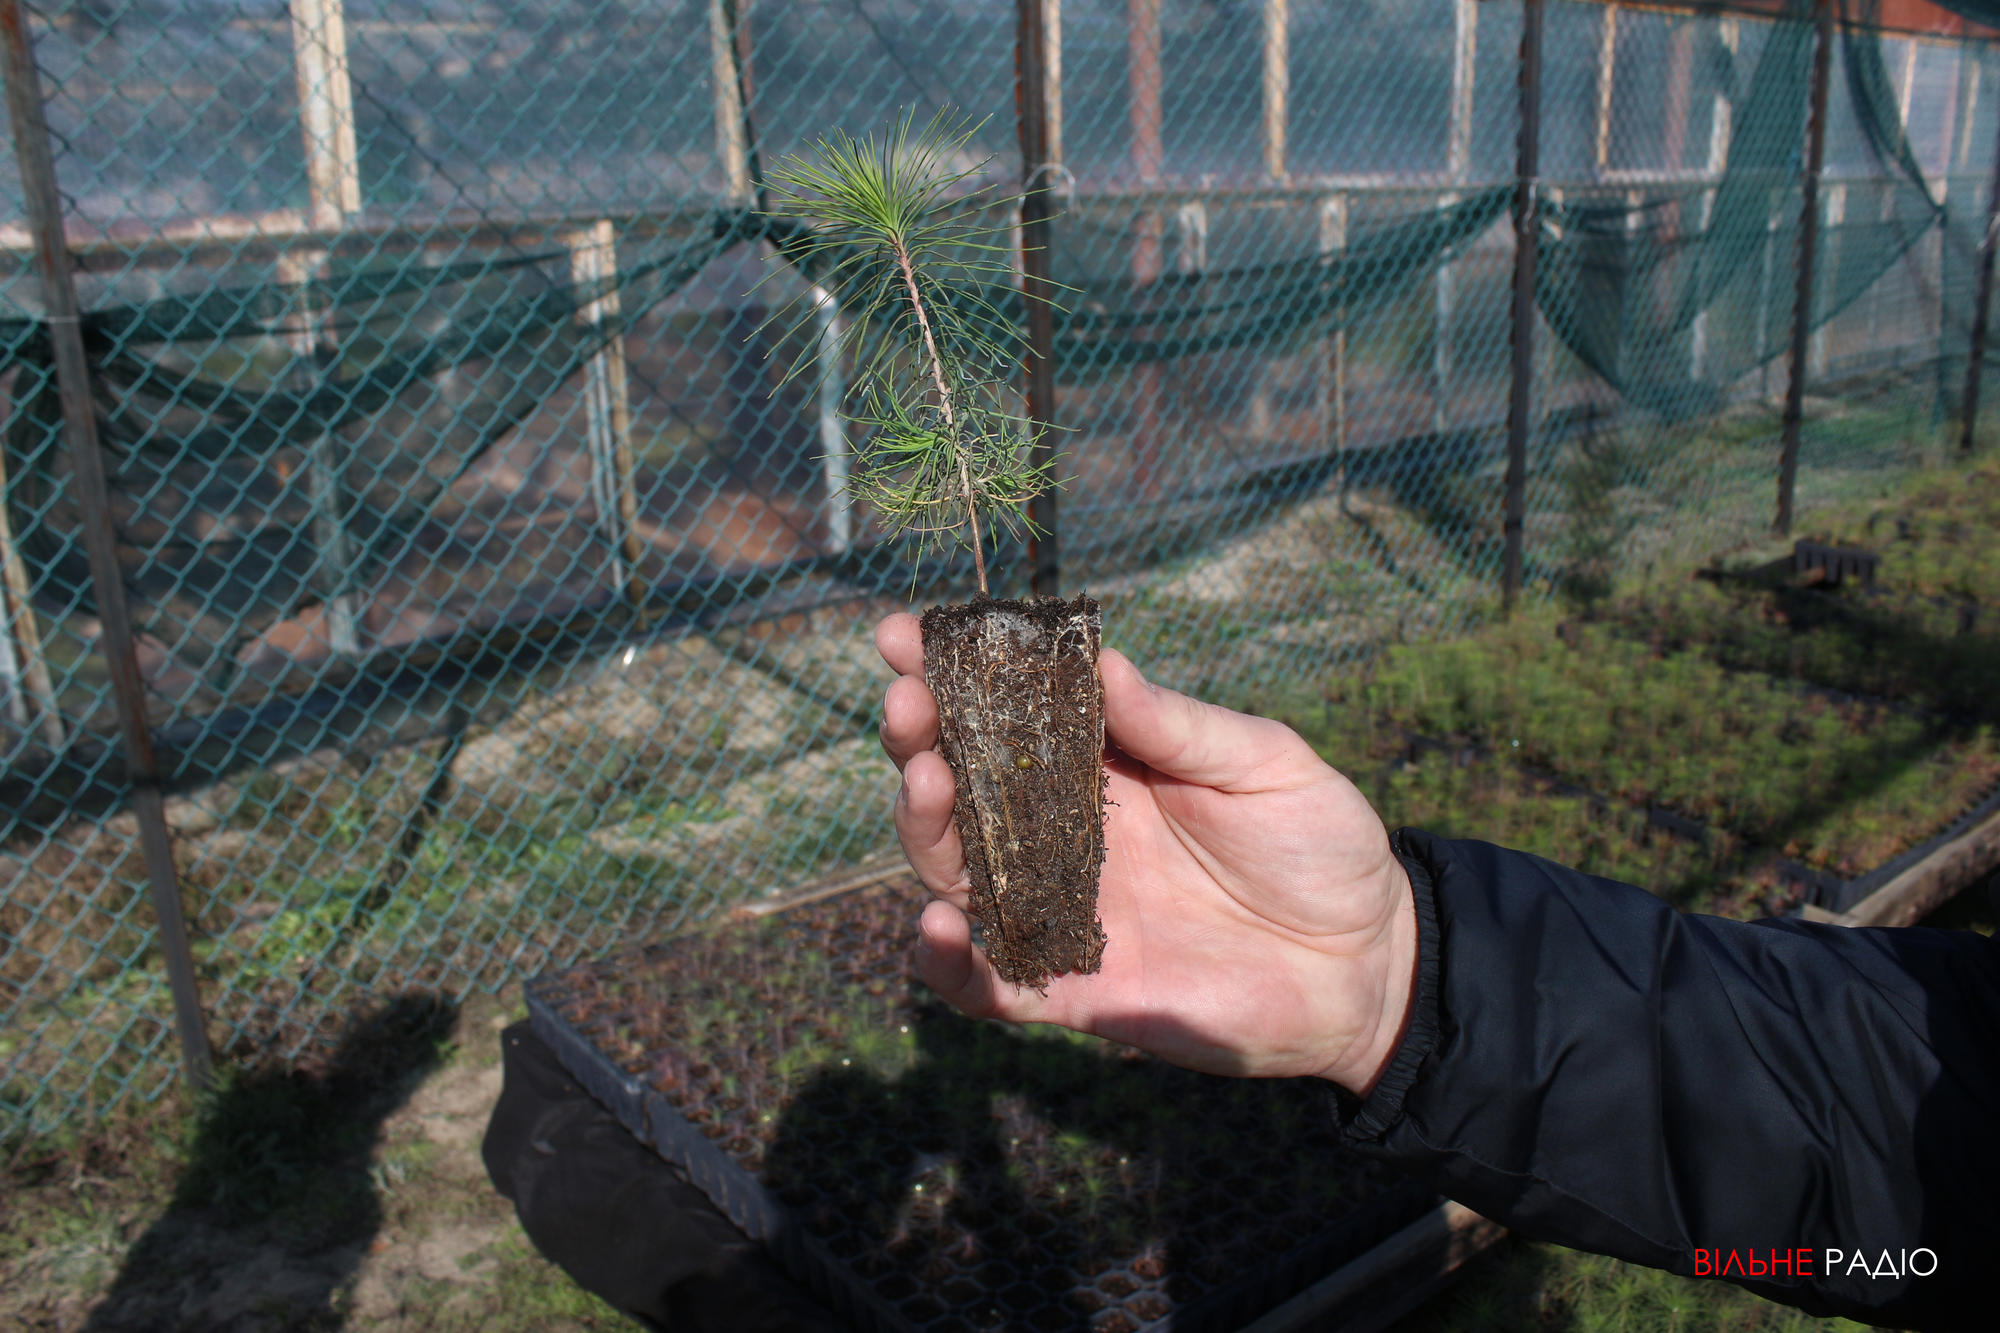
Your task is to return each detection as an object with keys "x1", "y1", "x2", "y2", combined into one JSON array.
[
  {"x1": 530, "y1": 876, "x2": 1424, "y2": 1332},
  {"x1": 919, "y1": 594, "x2": 1107, "y2": 987}
]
